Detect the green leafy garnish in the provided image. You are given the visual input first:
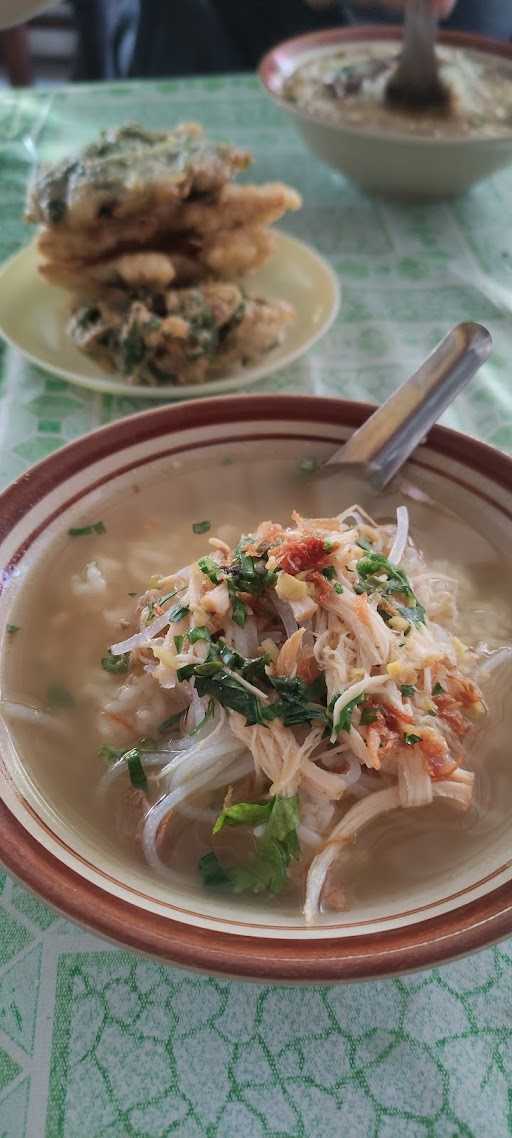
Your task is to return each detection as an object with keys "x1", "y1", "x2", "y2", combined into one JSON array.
[
  {"x1": 192, "y1": 660, "x2": 225, "y2": 678},
  {"x1": 212, "y1": 799, "x2": 274, "y2": 834},
  {"x1": 357, "y1": 551, "x2": 411, "y2": 593},
  {"x1": 48, "y1": 198, "x2": 66, "y2": 224},
  {"x1": 176, "y1": 641, "x2": 328, "y2": 731},
  {"x1": 322, "y1": 566, "x2": 336, "y2": 581},
  {"x1": 404, "y1": 733, "x2": 422, "y2": 746},
  {"x1": 198, "y1": 555, "x2": 222, "y2": 584},
  {"x1": 145, "y1": 587, "x2": 187, "y2": 623},
  {"x1": 228, "y1": 547, "x2": 277, "y2": 596},
  {"x1": 356, "y1": 549, "x2": 425, "y2": 625},
  {"x1": 158, "y1": 587, "x2": 185, "y2": 607},
  {"x1": 200, "y1": 795, "x2": 300, "y2": 896},
  {"x1": 47, "y1": 683, "x2": 74, "y2": 709},
  {"x1": 267, "y1": 674, "x2": 330, "y2": 728},
  {"x1": 6, "y1": 624, "x2": 20, "y2": 635},
  {"x1": 76, "y1": 306, "x2": 99, "y2": 331},
  {"x1": 177, "y1": 662, "x2": 206, "y2": 680},
  {"x1": 125, "y1": 748, "x2": 148, "y2": 791},
  {"x1": 187, "y1": 304, "x2": 218, "y2": 360},
  {"x1": 98, "y1": 744, "x2": 125, "y2": 762},
  {"x1": 194, "y1": 669, "x2": 268, "y2": 726},
  {"x1": 101, "y1": 649, "x2": 130, "y2": 674},
  {"x1": 188, "y1": 698, "x2": 216, "y2": 736},
  {"x1": 188, "y1": 626, "x2": 211, "y2": 644},
  {"x1": 99, "y1": 737, "x2": 156, "y2": 764},
  {"x1": 334, "y1": 582, "x2": 344, "y2": 595},
  {"x1": 232, "y1": 596, "x2": 248, "y2": 627},
  {"x1": 433, "y1": 682, "x2": 445, "y2": 695},
  {"x1": 230, "y1": 796, "x2": 300, "y2": 894},
  {"x1": 179, "y1": 638, "x2": 267, "y2": 684},
  {"x1": 177, "y1": 637, "x2": 331, "y2": 731},
  {"x1": 192, "y1": 520, "x2": 211, "y2": 534},
  {"x1": 333, "y1": 693, "x2": 364, "y2": 735},
  {"x1": 400, "y1": 683, "x2": 416, "y2": 698},
  {"x1": 167, "y1": 603, "x2": 189, "y2": 624},
  {"x1": 174, "y1": 635, "x2": 184, "y2": 652},
  {"x1": 68, "y1": 521, "x2": 106, "y2": 537},
  {"x1": 298, "y1": 456, "x2": 319, "y2": 474},
  {"x1": 121, "y1": 322, "x2": 146, "y2": 374},
  {"x1": 360, "y1": 705, "x2": 379, "y2": 726},
  {"x1": 219, "y1": 641, "x2": 270, "y2": 685},
  {"x1": 159, "y1": 710, "x2": 184, "y2": 734},
  {"x1": 199, "y1": 852, "x2": 232, "y2": 886},
  {"x1": 396, "y1": 602, "x2": 426, "y2": 626}
]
